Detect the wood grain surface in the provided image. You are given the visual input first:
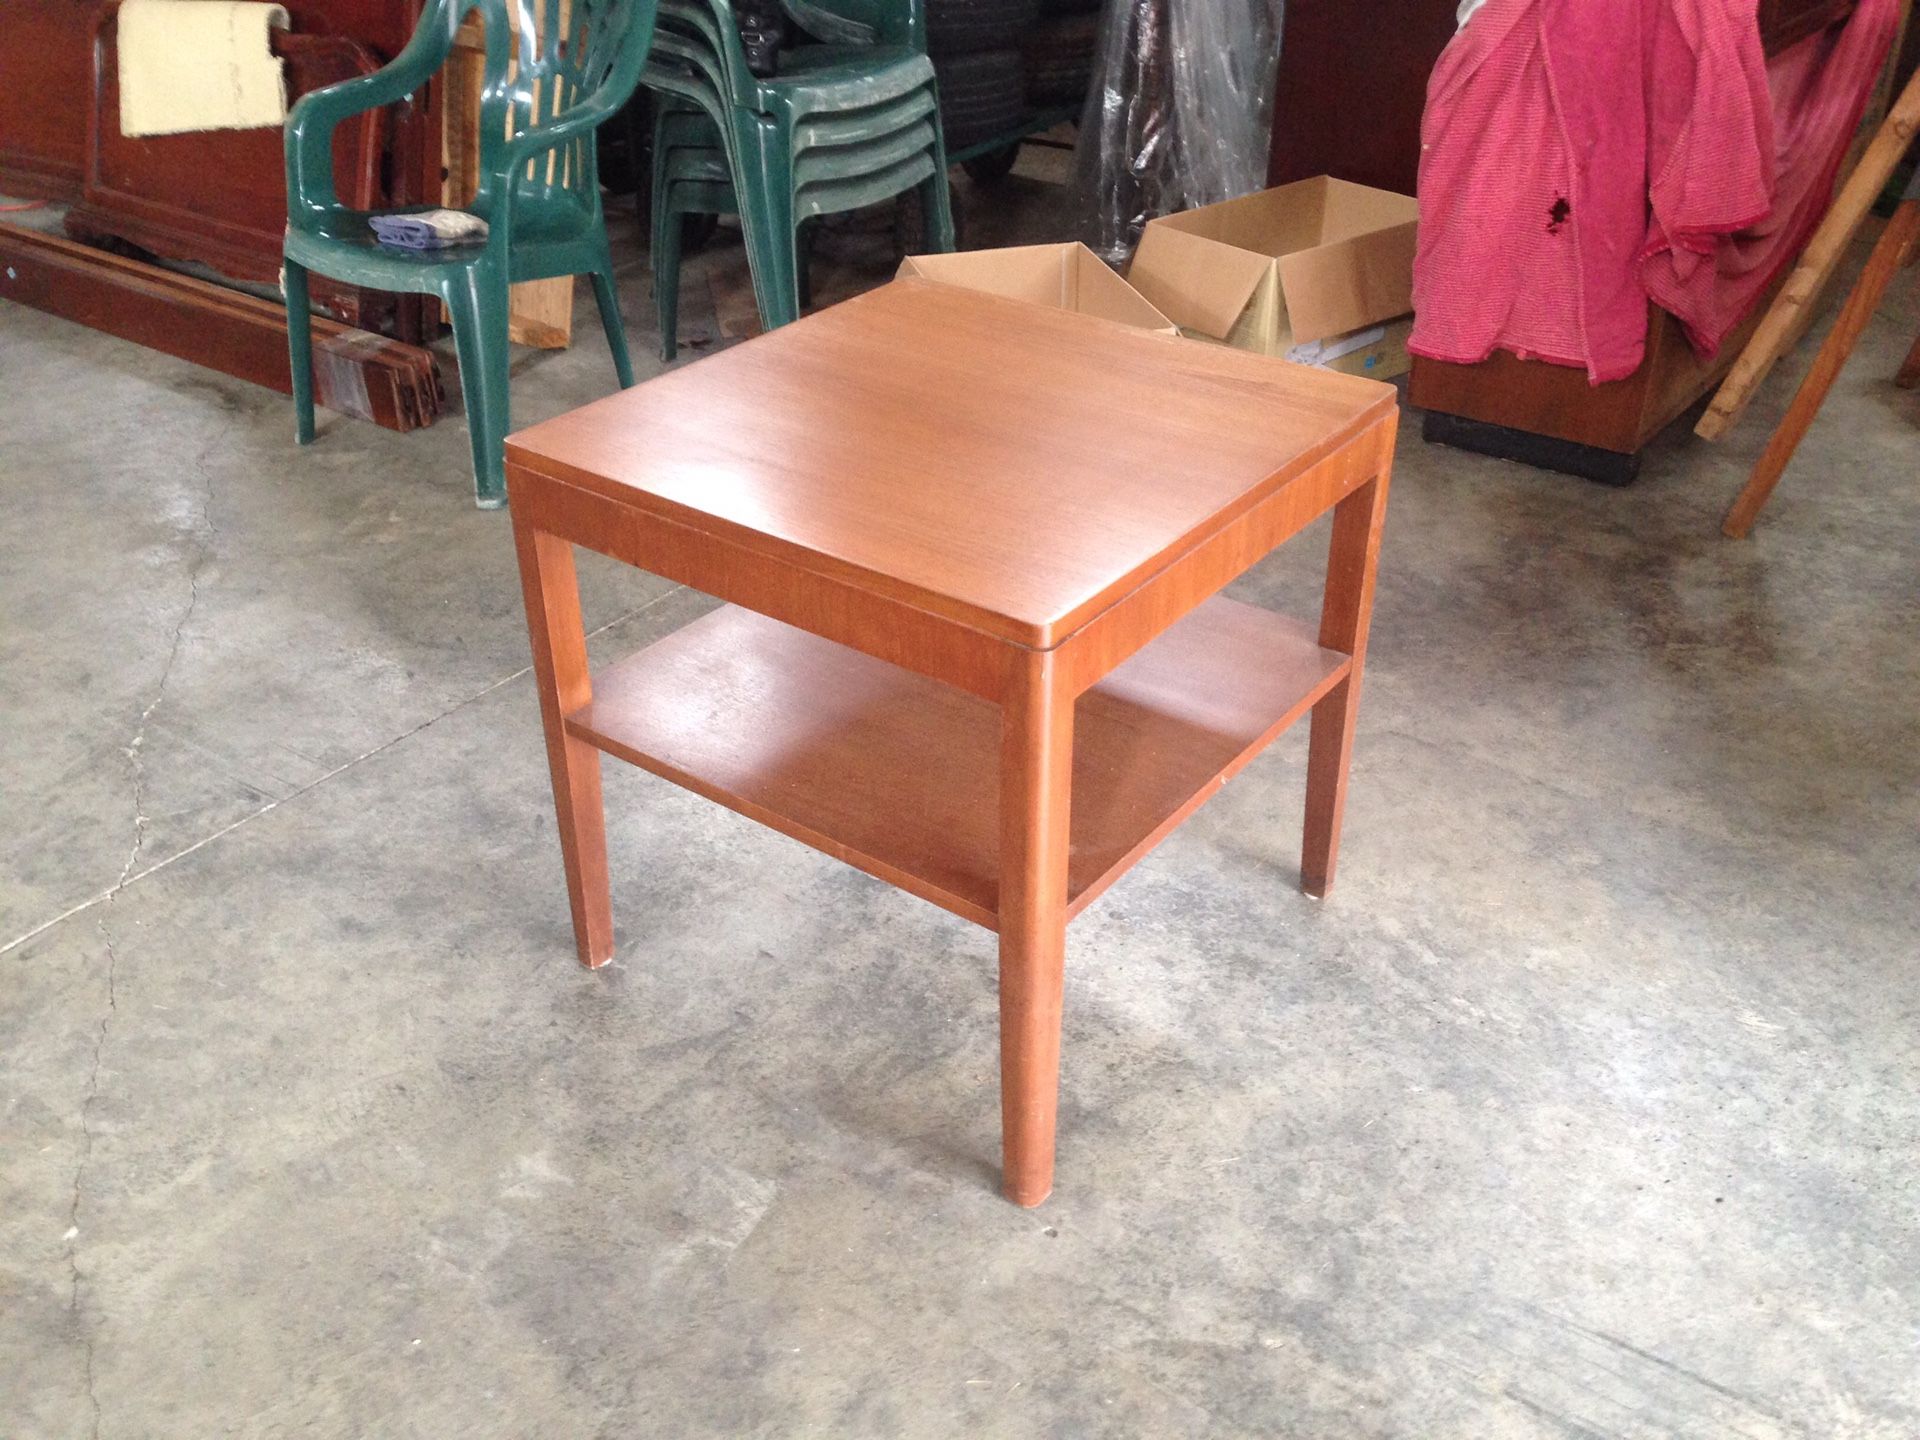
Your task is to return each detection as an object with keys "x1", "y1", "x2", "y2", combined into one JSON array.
[
  {"x1": 567, "y1": 599, "x2": 1350, "y2": 930},
  {"x1": 507, "y1": 279, "x2": 1394, "y2": 647}
]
